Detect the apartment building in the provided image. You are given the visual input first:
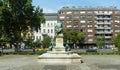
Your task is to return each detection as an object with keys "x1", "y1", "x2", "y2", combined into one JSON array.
[
  {"x1": 58, "y1": 6, "x2": 120, "y2": 48},
  {"x1": 33, "y1": 13, "x2": 57, "y2": 41}
]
